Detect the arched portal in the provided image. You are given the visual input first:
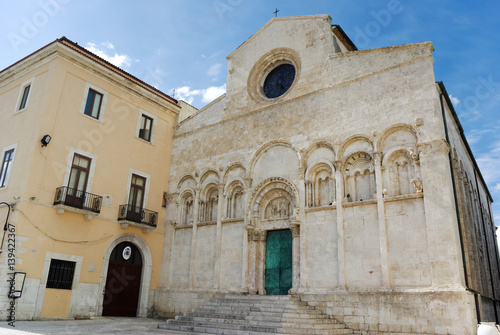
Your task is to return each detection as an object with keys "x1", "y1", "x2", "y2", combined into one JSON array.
[
  {"x1": 247, "y1": 177, "x2": 300, "y2": 295},
  {"x1": 97, "y1": 234, "x2": 152, "y2": 317},
  {"x1": 102, "y1": 241, "x2": 142, "y2": 316}
]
